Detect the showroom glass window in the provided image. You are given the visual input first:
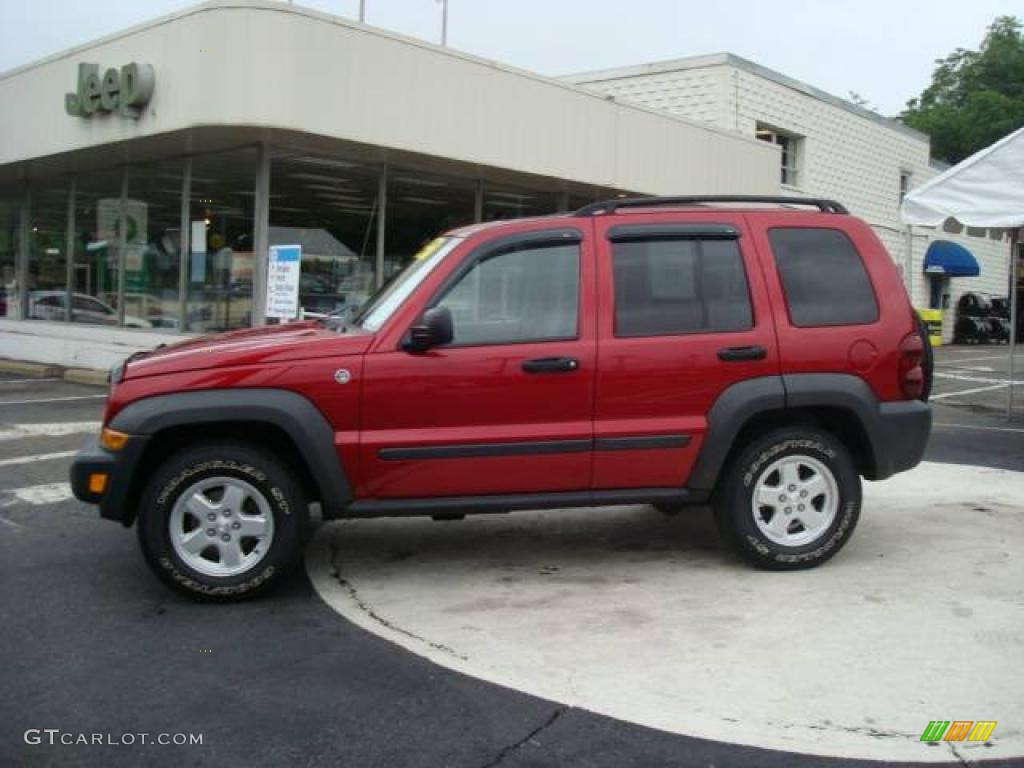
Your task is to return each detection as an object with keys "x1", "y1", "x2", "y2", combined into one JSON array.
[
  {"x1": 481, "y1": 183, "x2": 559, "y2": 221},
  {"x1": 0, "y1": 190, "x2": 19, "y2": 321},
  {"x1": 0, "y1": 190, "x2": 19, "y2": 320},
  {"x1": 385, "y1": 169, "x2": 475, "y2": 282},
  {"x1": 270, "y1": 152, "x2": 381, "y2": 318},
  {"x1": 72, "y1": 169, "x2": 124, "y2": 327},
  {"x1": 123, "y1": 160, "x2": 185, "y2": 330},
  {"x1": 187, "y1": 149, "x2": 256, "y2": 332},
  {"x1": 27, "y1": 181, "x2": 71, "y2": 321}
]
